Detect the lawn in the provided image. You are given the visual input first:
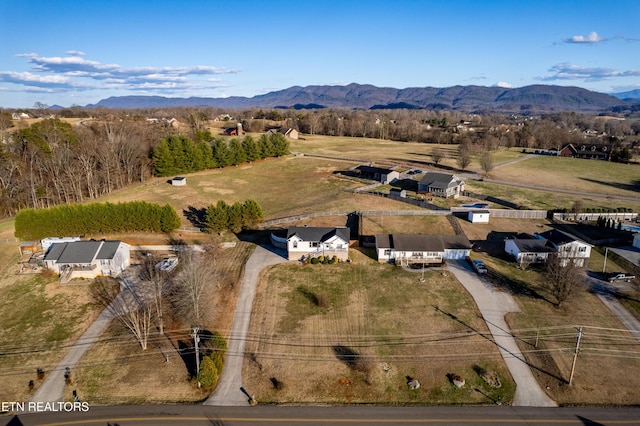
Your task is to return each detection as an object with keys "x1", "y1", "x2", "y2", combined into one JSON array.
[
  {"x1": 490, "y1": 155, "x2": 640, "y2": 199},
  {"x1": 473, "y1": 253, "x2": 640, "y2": 405},
  {"x1": 100, "y1": 156, "x2": 423, "y2": 227},
  {"x1": 242, "y1": 250, "x2": 515, "y2": 405}
]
